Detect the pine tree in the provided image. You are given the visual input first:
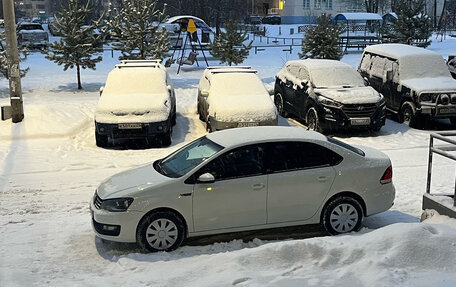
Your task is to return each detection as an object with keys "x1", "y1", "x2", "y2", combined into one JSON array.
[
  {"x1": 45, "y1": 0, "x2": 104, "y2": 90},
  {"x1": 390, "y1": 0, "x2": 432, "y2": 47},
  {"x1": 210, "y1": 19, "x2": 252, "y2": 66},
  {"x1": 299, "y1": 14, "x2": 342, "y2": 60},
  {"x1": 0, "y1": 30, "x2": 29, "y2": 79},
  {"x1": 107, "y1": 0, "x2": 171, "y2": 62}
]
